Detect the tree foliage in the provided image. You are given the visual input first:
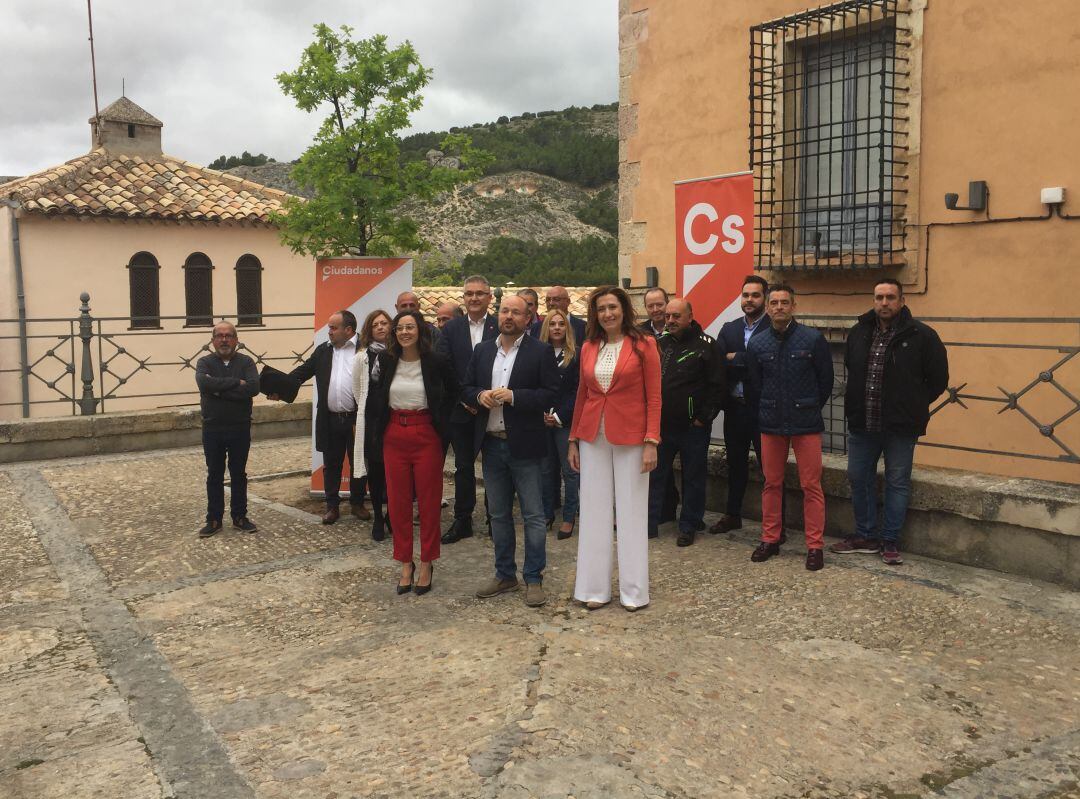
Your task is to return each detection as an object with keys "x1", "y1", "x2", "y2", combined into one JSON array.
[
  {"x1": 209, "y1": 151, "x2": 274, "y2": 170},
  {"x1": 400, "y1": 114, "x2": 617, "y2": 188},
  {"x1": 460, "y1": 236, "x2": 617, "y2": 287},
  {"x1": 273, "y1": 24, "x2": 490, "y2": 257},
  {"x1": 574, "y1": 187, "x2": 618, "y2": 236}
]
